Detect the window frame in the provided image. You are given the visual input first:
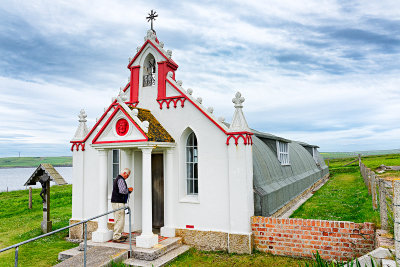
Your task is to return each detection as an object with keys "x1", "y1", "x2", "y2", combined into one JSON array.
[
  {"x1": 312, "y1": 147, "x2": 319, "y2": 163},
  {"x1": 185, "y1": 132, "x2": 198, "y2": 195},
  {"x1": 276, "y1": 141, "x2": 290, "y2": 166},
  {"x1": 112, "y1": 149, "x2": 120, "y2": 180}
]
